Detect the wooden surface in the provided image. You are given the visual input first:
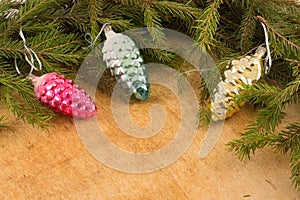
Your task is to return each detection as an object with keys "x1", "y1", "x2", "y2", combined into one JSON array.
[{"x1": 0, "y1": 74, "x2": 299, "y2": 199}]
